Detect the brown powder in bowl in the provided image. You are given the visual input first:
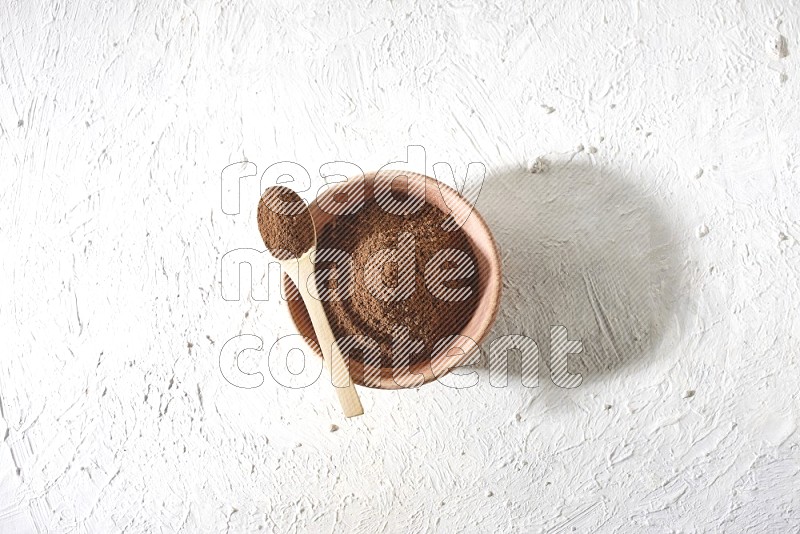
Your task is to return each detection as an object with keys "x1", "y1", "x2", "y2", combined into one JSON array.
[
  {"x1": 257, "y1": 186, "x2": 315, "y2": 260},
  {"x1": 315, "y1": 198, "x2": 480, "y2": 368}
]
